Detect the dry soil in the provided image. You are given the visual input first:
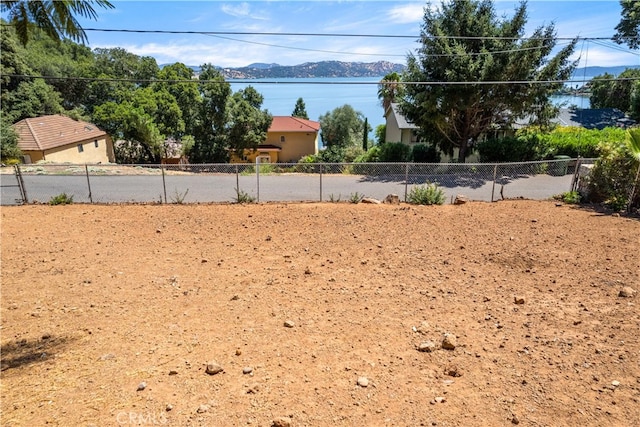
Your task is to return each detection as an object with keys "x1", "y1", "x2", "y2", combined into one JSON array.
[{"x1": 1, "y1": 201, "x2": 639, "y2": 427}]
